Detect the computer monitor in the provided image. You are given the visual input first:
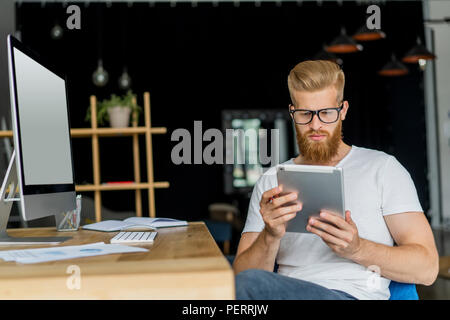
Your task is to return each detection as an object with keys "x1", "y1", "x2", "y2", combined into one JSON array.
[
  {"x1": 222, "y1": 109, "x2": 295, "y2": 196},
  {"x1": 0, "y1": 35, "x2": 76, "y2": 244}
]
